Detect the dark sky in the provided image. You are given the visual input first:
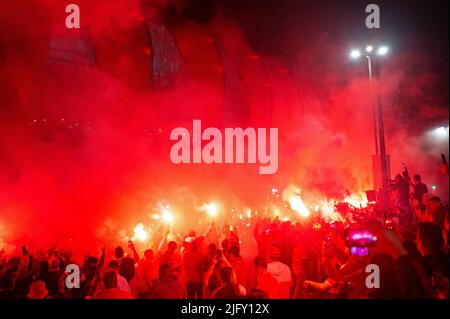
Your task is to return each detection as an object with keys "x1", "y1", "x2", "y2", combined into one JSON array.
[
  {"x1": 180, "y1": 0, "x2": 449, "y2": 63},
  {"x1": 181, "y1": 0, "x2": 450, "y2": 130}
]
